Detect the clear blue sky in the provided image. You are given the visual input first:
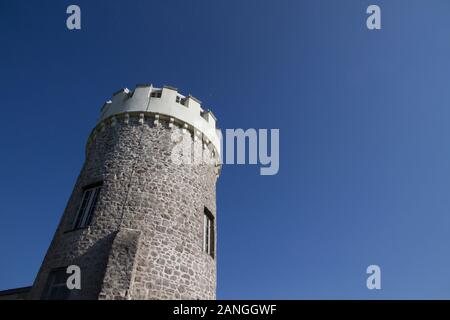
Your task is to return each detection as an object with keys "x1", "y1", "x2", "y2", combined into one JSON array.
[{"x1": 1, "y1": 0, "x2": 450, "y2": 299}]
